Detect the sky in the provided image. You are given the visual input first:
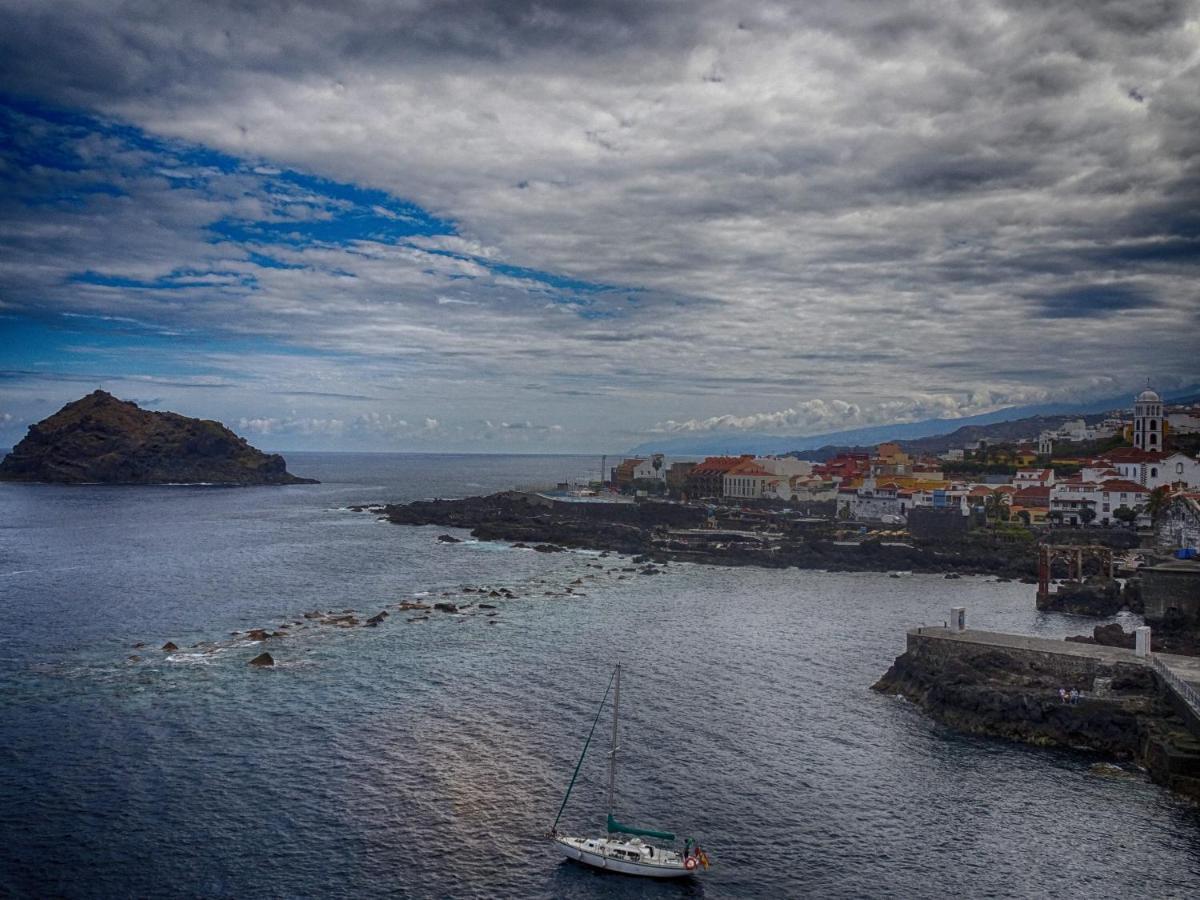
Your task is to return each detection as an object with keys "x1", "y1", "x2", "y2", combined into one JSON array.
[{"x1": 1, "y1": 0, "x2": 1198, "y2": 452}]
